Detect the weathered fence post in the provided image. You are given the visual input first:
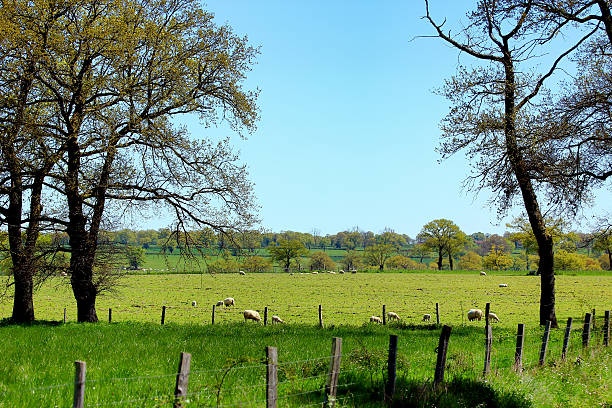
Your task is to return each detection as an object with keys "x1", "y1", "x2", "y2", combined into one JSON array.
[
  {"x1": 483, "y1": 323, "x2": 492, "y2": 376},
  {"x1": 539, "y1": 320, "x2": 551, "y2": 366},
  {"x1": 604, "y1": 310, "x2": 610, "y2": 347},
  {"x1": 264, "y1": 307, "x2": 268, "y2": 326},
  {"x1": 382, "y1": 305, "x2": 387, "y2": 325},
  {"x1": 583, "y1": 312, "x2": 592, "y2": 347},
  {"x1": 108, "y1": 308, "x2": 112, "y2": 323},
  {"x1": 485, "y1": 303, "x2": 491, "y2": 326},
  {"x1": 436, "y1": 302, "x2": 440, "y2": 325},
  {"x1": 211, "y1": 304, "x2": 216, "y2": 325},
  {"x1": 173, "y1": 352, "x2": 191, "y2": 408},
  {"x1": 385, "y1": 334, "x2": 398, "y2": 404},
  {"x1": 434, "y1": 325, "x2": 452, "y2": 388},
  {"x1": 514, "y1": 323, "x2": 525, "y2": 372},
  {"x1": 323, "y1": 337, "x2": 342, "y2": 408},
  {"x1": 73, "y1": 361, "x2": 86, "y2": 408},
  {"x1": 562, "y1": 317, "x2": 573, "y2": 361},
  {"x1": 64, "y1": 308, "x2": 67, "y2": 324},
  {"x1": 319, "y1": 304, "x2": 323, "y2": 328},
  {"x1": 592, "y1": 308, "x2": 596, "y2": 331},
  {"x1": 266, "y1": 346, "x2": 278, "y2": 408},
  {"x1": 161, "y1": 305, "x2": 166, "y2": 325}
]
